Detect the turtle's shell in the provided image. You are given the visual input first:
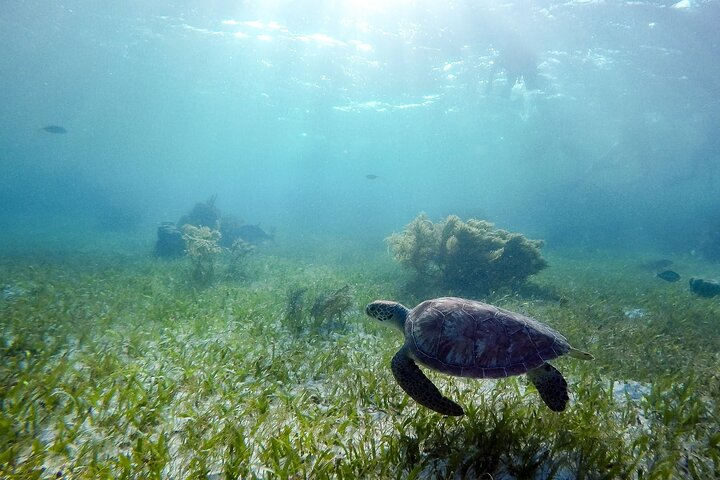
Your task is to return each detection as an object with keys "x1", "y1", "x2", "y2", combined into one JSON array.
[{"x1": 406, "y1": 297, "x2": 571, "y2": 378}]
